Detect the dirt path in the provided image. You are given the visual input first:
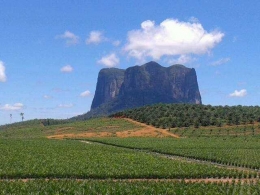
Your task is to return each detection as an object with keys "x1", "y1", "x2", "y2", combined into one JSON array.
[{"x1": 119, "y1": 118, "x2": 180, "y2": 138}]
